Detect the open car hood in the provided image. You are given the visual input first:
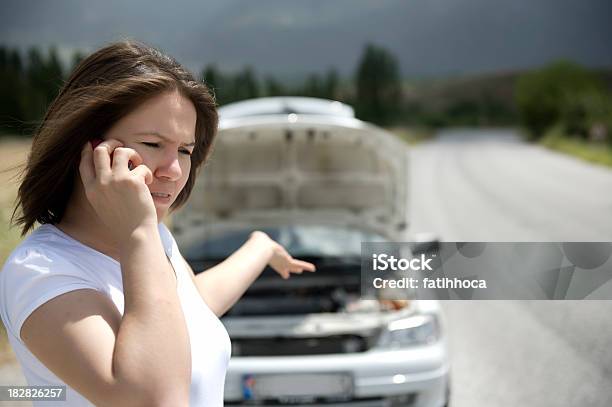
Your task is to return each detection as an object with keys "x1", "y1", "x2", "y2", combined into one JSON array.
[{"x1": 173, "y1": 100, "x2": 409, "y2": 240}]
